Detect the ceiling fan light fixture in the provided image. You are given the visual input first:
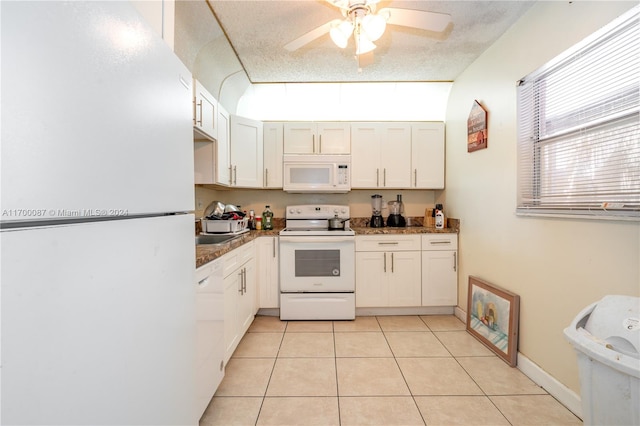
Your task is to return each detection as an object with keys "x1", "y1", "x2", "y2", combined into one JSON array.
[
  {"x1": 361, "y1": 13, "x2": 386, "y2": 41},
  {"x1": 329, "y1": 20, "x2": 354, "y2": 48}
]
